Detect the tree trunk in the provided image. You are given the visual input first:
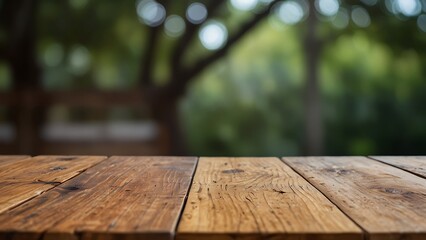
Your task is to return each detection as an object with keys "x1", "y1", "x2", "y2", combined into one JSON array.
[
  {"x1": 3, "y1": 0, "x2": 42, "y2": 154},
  {"x1": 140, "y1": 0, "x2": 279, "y2": 155},
  {"x1": 163, "y1": 101, "x2": 187, "y2": 155},
  {"x1": 303, "y1": 2, "x2": 323, "y2": 155},
  {"x1": 148, "y1": 82, "x2": 187, "y2": 155}
]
